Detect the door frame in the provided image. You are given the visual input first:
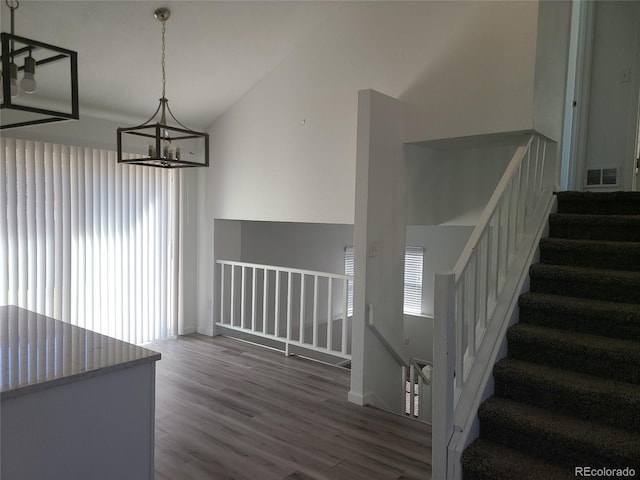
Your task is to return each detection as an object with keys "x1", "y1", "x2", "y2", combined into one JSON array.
[{"x1": 563, "y1": 0, "x2": 640, "y2": 191}]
